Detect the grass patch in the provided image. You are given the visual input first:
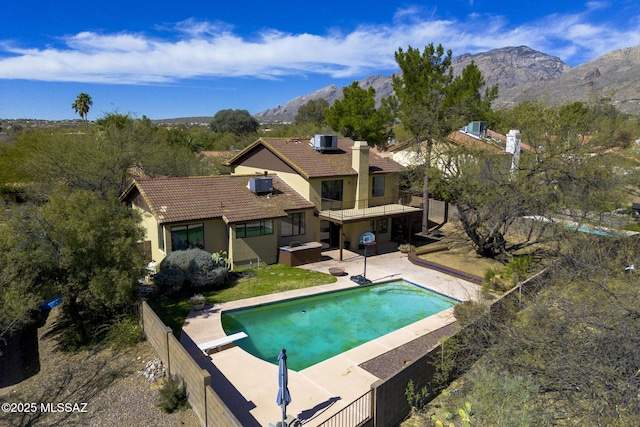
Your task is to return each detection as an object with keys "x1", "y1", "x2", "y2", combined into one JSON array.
[{"x1": 149, "y1": 264, "x2": 336, "y2": 337}]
